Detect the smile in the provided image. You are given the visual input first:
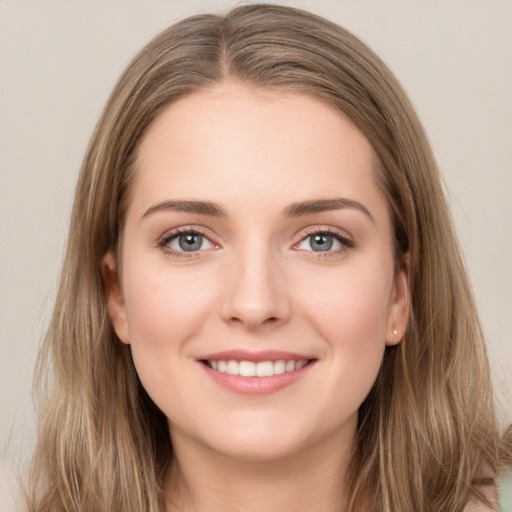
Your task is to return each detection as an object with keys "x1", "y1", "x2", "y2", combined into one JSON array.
[
  {"x1": 205, "y1": 359, "x2": 310, "y2": 377},
  {"x1": 198, "y1": 351, "x2": 317, "y2": 394}
]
